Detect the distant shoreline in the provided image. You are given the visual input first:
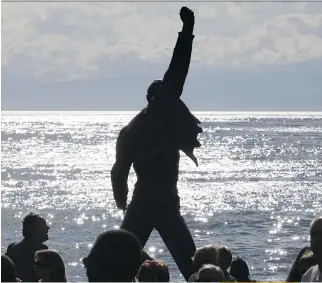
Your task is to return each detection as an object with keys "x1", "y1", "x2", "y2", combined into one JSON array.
[{"x1": 2, "y1": 110, "x2": 322, "y2": 116}]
